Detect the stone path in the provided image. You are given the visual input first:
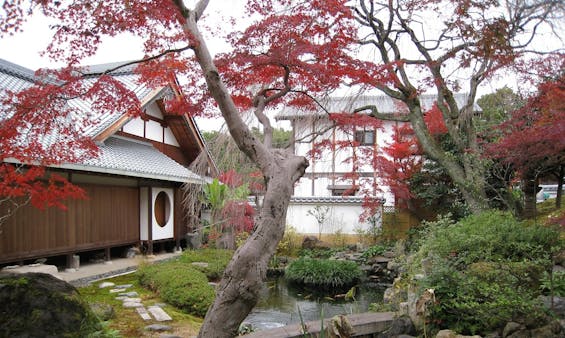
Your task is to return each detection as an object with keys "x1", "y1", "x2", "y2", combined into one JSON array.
[{"x1": 99, "y1": 281, "x2": 178, "y2": 336}]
